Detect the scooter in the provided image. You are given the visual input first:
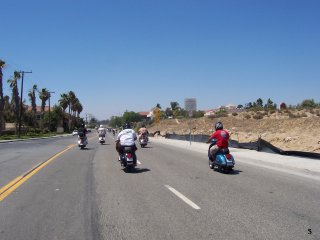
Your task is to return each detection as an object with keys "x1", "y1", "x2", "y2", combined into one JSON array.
[
  {"x1": 119, "y1": 146, "x2": 137, "y2": 172},
  {"x1": 99, "y1": 133, "x2": 106, "y2": 144},
  {"x1": 139, "y1": 134, "x2": 148, "y2": 148},
  {"x1": 208, "y1": 139, "x2": 235, "y2": 173},
  {"x1": 78, "y1": 136, "x2": 88, "y2": 149}
]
